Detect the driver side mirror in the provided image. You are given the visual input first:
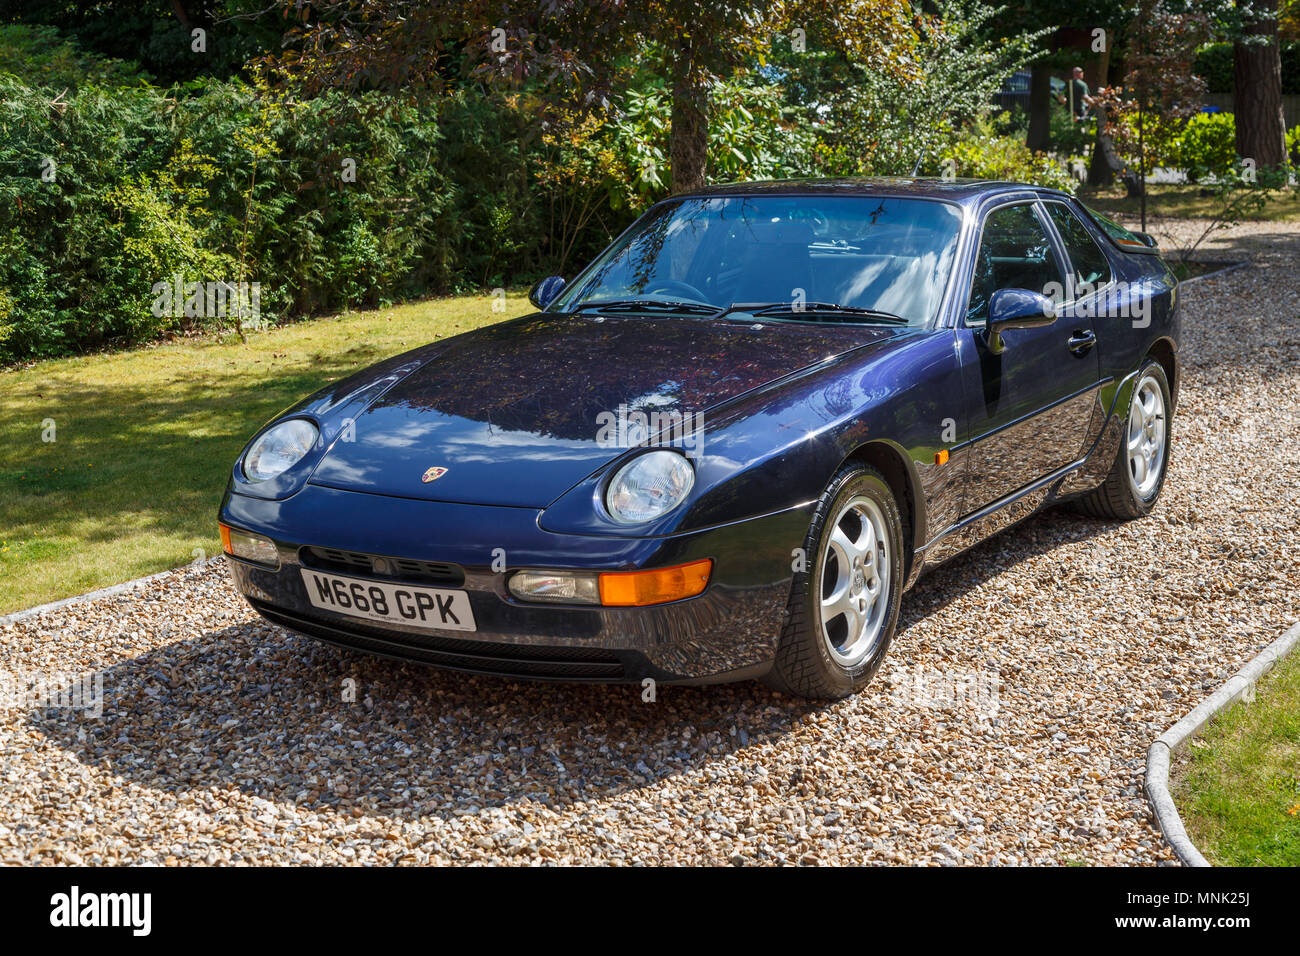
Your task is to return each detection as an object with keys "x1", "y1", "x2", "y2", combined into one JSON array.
[
  {"x1": 984, "y1": 288, "x2": 1057, "y2": 355},
  {"x1": 529, "y1": 275, "x2": 566, "y2": 311}
]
